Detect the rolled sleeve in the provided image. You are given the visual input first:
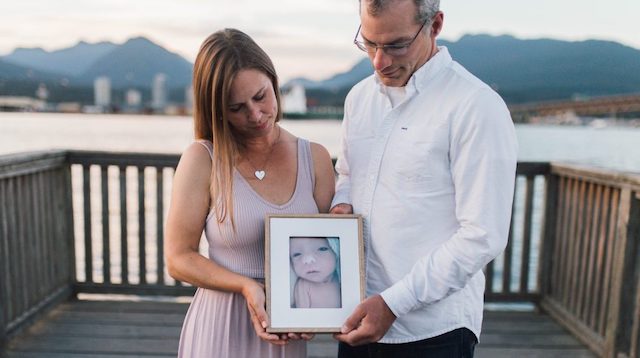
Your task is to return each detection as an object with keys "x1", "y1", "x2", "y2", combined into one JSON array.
[{"x1": 380, "y1": 279, "x2": 420, "y2": 317}]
